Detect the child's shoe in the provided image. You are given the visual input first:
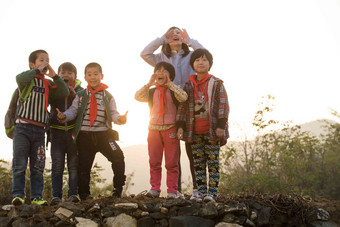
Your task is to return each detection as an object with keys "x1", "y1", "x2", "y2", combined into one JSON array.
[
  {"x1": 112, "y1": 188, "x2": 123, "y2": 198},
  {"x1": 195, "y1": 192, "x2": 204, "y2": 202},
  {"x1": 12, "y1": 196, "x2": 24, "y2": 206},
  {"x1": 203, "y1": 195, "x2": 216, "y2": 203},
  {"x1": 177, "y1": 191, "x2": 185, "y2": 199},
  {"x1": 50, "y1": 197, "x2": 61, "y2": 205},
  {"x1": 31, "y1": 197, "x2": 48, "y2": 206},
  {"x1": 167, "y1": 193, "x2": 177, "y2": 199},
  {"x1": 80, "y1": 194, "x2": 93, "y2": 201},
  {"x1": 68, "y1": 195, "x2": 80, "y2": 203},
  {"x1": 190, "y1": 189, "x2": 199, "y2": 201},
  {"x1": 146, "y1": 190, "x2": 160, "y2": 198}
]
